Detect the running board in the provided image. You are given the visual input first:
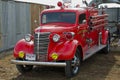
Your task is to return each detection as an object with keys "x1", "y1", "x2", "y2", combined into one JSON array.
[{"x1": 83, "y1": 45, "x2": 106, "y2": 60}]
